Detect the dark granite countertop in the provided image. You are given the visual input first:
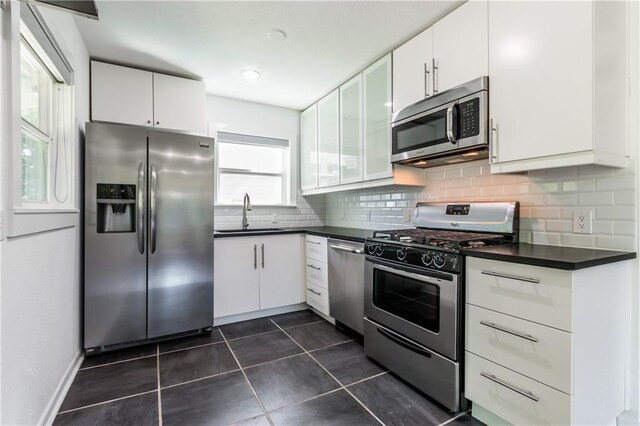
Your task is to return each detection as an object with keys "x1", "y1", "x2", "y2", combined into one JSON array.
[
  {"x1": 463, "y1": 243, "x2": 636, "y2": 270},
  {"x1": 213, "y1": 226, "x2": 373, "y2": 243}
]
